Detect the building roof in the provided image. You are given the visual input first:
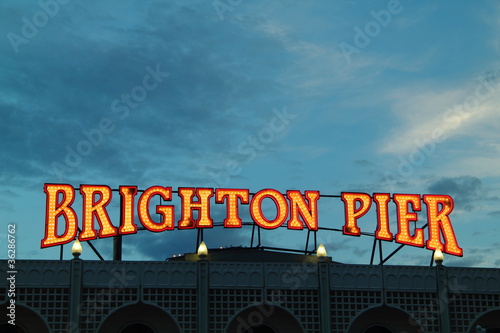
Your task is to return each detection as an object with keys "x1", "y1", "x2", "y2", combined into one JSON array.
[{"x1": 167, "y1": 246, "x2": 335, "y2": 263}]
